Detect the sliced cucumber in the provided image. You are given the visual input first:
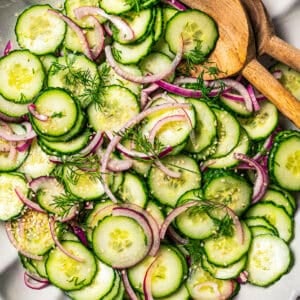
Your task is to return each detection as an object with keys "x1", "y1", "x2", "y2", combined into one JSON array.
[
  {"x1": 202, "y1": 254, "x2": 247, "y2": 280},
  {"x1": 272, "y1": 63, "x2": 300, "y2": 100},
  {"x1": 203, "y1": 222, "x2": 252, "y2": 267},
  {"x1": 220, "y1": 94, "x2": 253, "y2": 117},
  {"x1": 118, "y1": 172, "x2": 148, "y2": 208},
  {"x1": 245, "y1": 216, "x2": 279, "y2": 236},
  {"x1": 0, "y1": 94, "x2": 28, "y2": 117},
  {"x1": 268, "y1": 132, "x2": 300, "y2": 191},
  {"x1": 15, "y1": 5, "x2": 66, "y2": 55},
  {"x1": 30, "y1": 88, "x2": 78, "y2": 137},
  {"x1": 113, "y1": 9, "x2": 154, "y2": 44},
  {"x1": 148, "y1": 154, "x2": 201, "y2": 207},
  {"x1": 250, "y1": 226, "x2": 277, "y2": 237},
  {"x1": 246, "y1": 234, "x2": 291, "y2": 286},
  {"x1": 128, "y1": 245, "x2": 187, "y2": 298},
  {"x1": 245, "y1": 202, "x2": 293, "y2": 243},
  {"x1": 67, "y1": 259, "x2": 115, "y2": 300},
  {"x1": 0, "y1": 172, "x2": 27, "y2": 221},
  {"x1": 203, "y1": 170, "x2": 252, "y2": 217},
  {"x1": 48, "y1": 53, "x2": 100, "y2": 108},
  {"x1": 239, "y1": 101, "x2": 278, "y2": 140},
  {"x1": 100, "y1": 0, "x2": 134, "y2": 14},
  {"x1": 112, "y1": 34, "x2": 153, "y2": 64},
  {"x1": 165, "y1": 10, "x2": 218, "y2": 62},
  {"x1": 186, "y1": 265, "x2": 234, "y2": 300},
  {"x1": 185, "y1": 99, "x2": 217, "y2": 153},
  {"x1": 210, "y1": 108, "x2": 240, "y2": 158},
  {"x1": 153, "y1": 7, "x2": 163, "y2": 42},
  {"x1": 46, "y1": 241, "x2": 97, "y2": 291},
  {"x1": 0, "y1": 50, "x2": 44, "y2": 103},
  {"x1": 87, "y1": 85, "x2": 139, "y2": 132},
  {"x1": 92, "y1": 215, "x2": 149, "y2": 268},
  {"x1": 98, "y1": 62, "x2": 142, "y2": 95}
]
